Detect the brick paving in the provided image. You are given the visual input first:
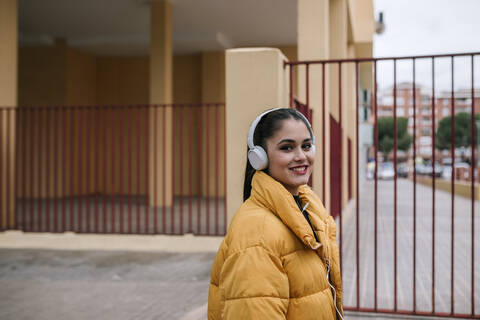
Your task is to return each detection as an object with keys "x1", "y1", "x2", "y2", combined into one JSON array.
[{"x1": 0, "y1": 249, "x2": 214, "y2": 320}]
